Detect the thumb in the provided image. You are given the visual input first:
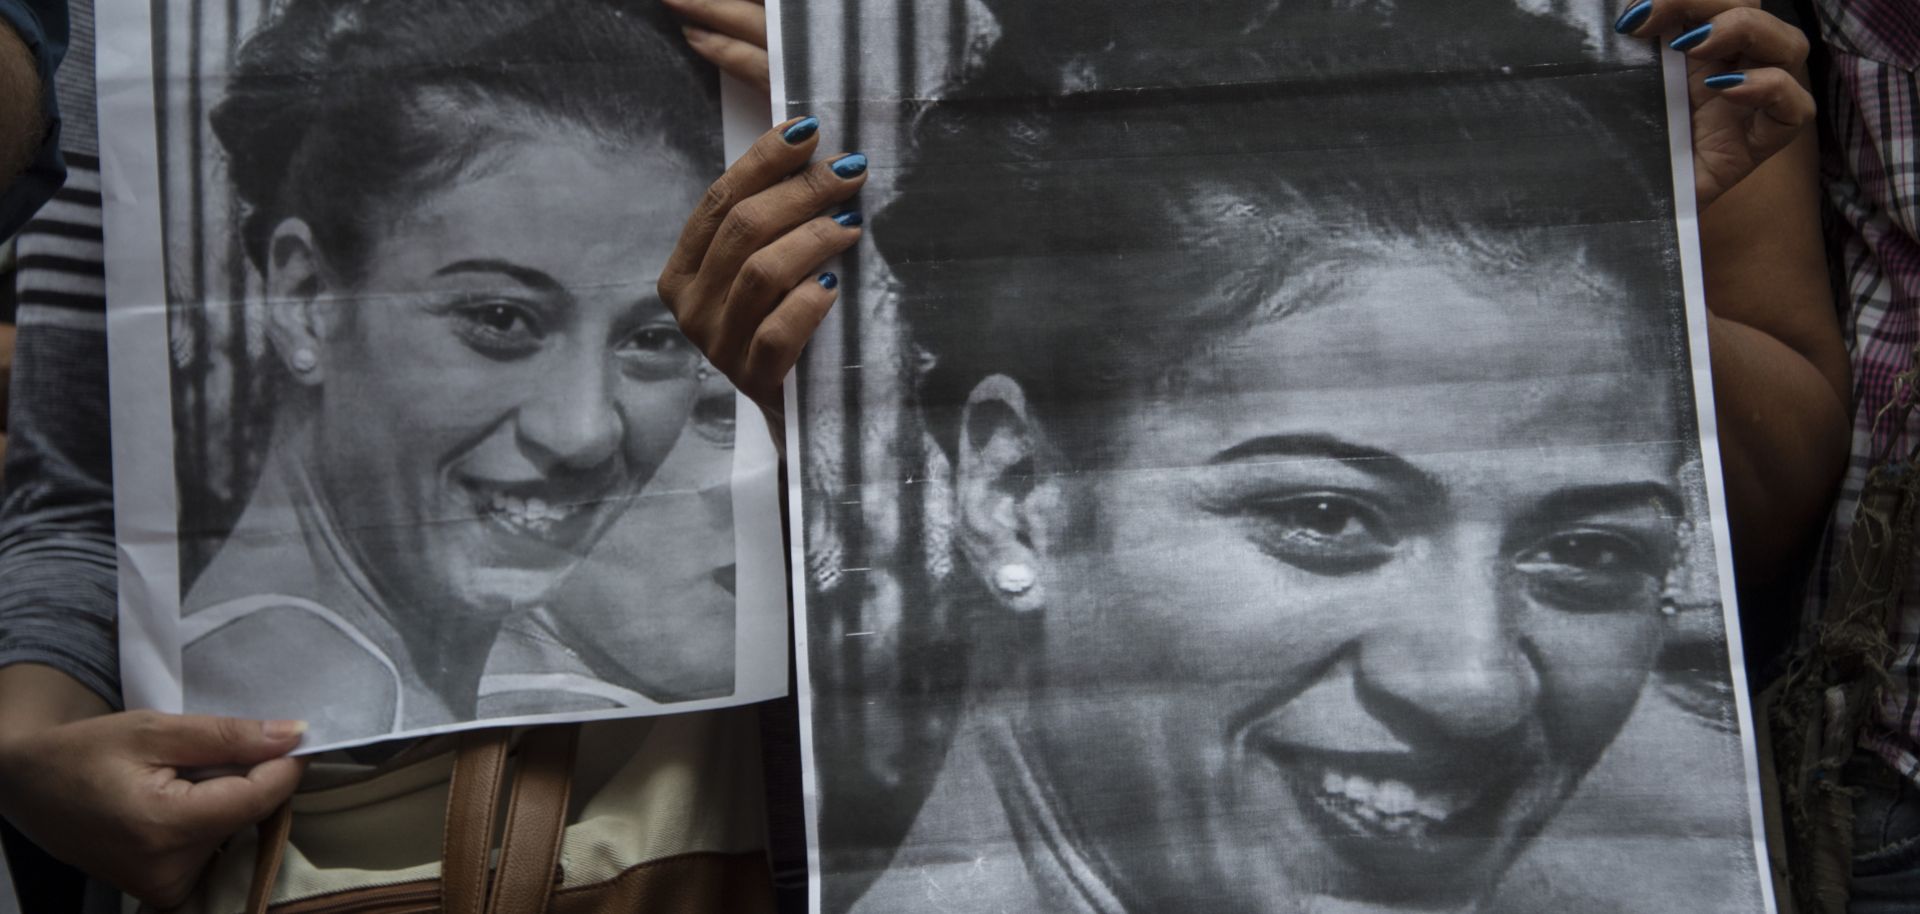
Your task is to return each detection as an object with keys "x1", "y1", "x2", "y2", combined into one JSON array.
[
  {"x1": 135, "y1": 713, "x2": 309, "y2": 769},
  {"x1": 166, "y1": 757, "x2": 306, "y2": 842}
]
